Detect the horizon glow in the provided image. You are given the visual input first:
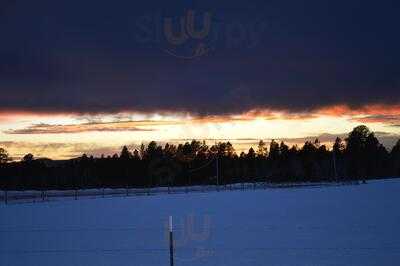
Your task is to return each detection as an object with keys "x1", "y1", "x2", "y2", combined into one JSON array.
[{"x1": 1, "y1": 105, "x2": 400, "y2": 160}]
